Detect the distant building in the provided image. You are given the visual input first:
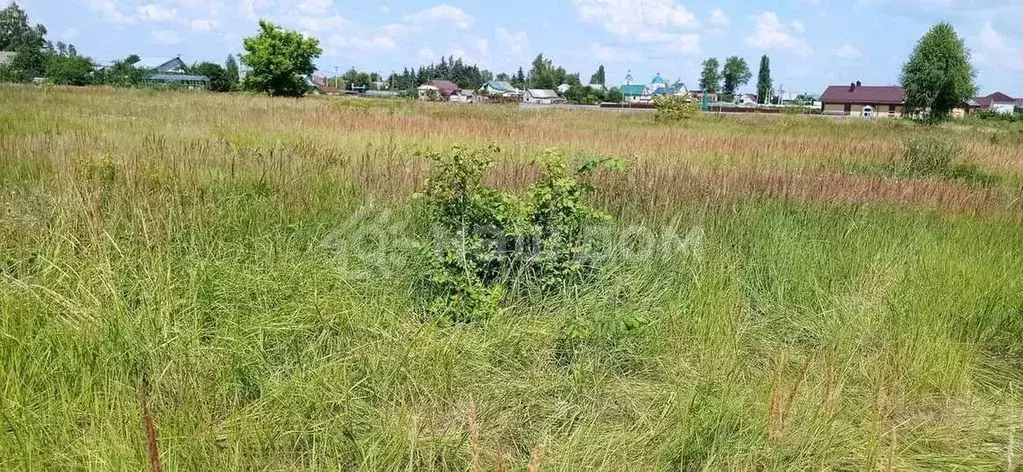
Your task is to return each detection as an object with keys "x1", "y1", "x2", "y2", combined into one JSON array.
[
  {"x1": 556, "y1": 83, "x2": 571, "y2": 94},
  {"x1": 820, "y1": 82, "x2": 904, "y2": 117},
  {"x1": 653, "y1": 82, "x2": 689, "y2": 97},
  {"x1": 618, "y1": 84, "x2": 648, "y2": 103},
  {"x1": 973, "y1": 92, "x2": 1018, "y2": 115},
  {"x1": 648, "y1": 73, "x2": 665, "y2": 93},
  {"x1": 737, "y1": 93, "x2": 757, "y2": 105},
  {"x1": 417, "y1": 79, "x2": 461, "y2": 101},
  {"x1": 523, "y1": 89, "x2": 564, "y2": 104},
  {"x1": 479, "y1": 80, "x2": 521, "y2": 99},
  {"x1": 140, "y1": 57, "x2": 208, "y2": 89},
  {"x1": 306, "y1": 75, "x2": 341, "y2": 95}
]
